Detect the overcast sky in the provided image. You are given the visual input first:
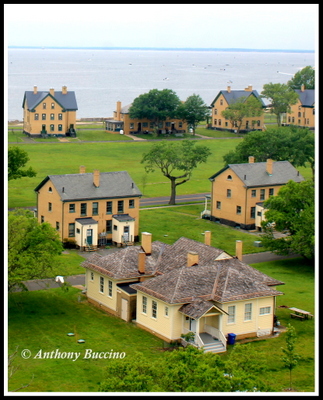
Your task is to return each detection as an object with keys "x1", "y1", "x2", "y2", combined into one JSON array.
[{"x1": 5, "y1": 4, "x2": 318, "y2": 50}]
